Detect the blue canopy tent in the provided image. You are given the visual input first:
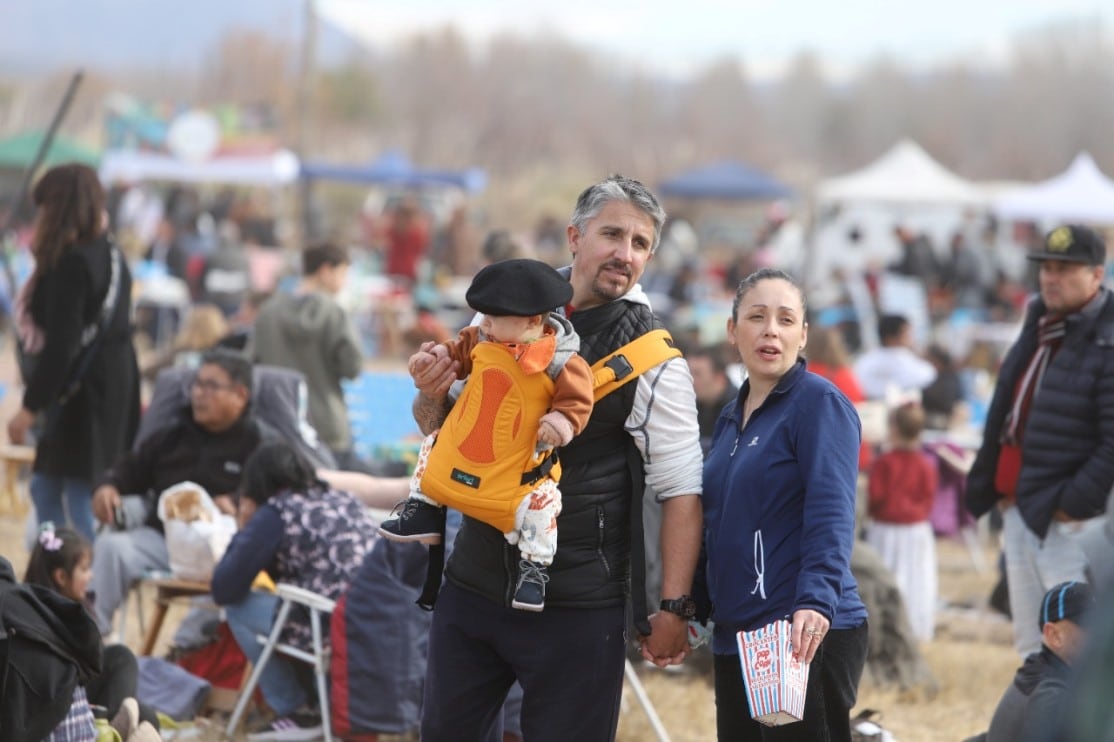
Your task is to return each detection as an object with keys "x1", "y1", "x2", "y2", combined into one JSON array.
[
  {"x1": 300, "y1": 150, "x2": 487, "y2": 192},
  {"x1": 658, "y1": 161, "x2": 791, "y2": 200}
]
